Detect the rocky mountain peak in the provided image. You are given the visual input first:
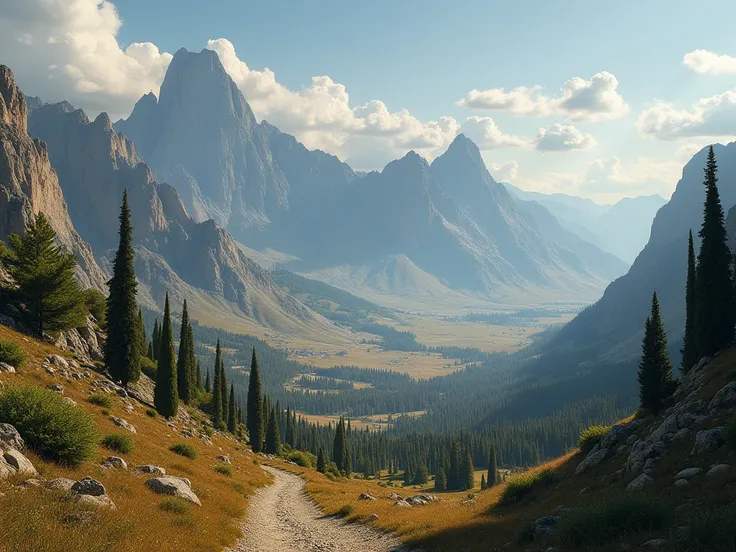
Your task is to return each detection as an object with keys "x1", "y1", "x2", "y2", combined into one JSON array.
[{"x1": 0, "y1": 65, "x2": 28, "y2": 134}]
